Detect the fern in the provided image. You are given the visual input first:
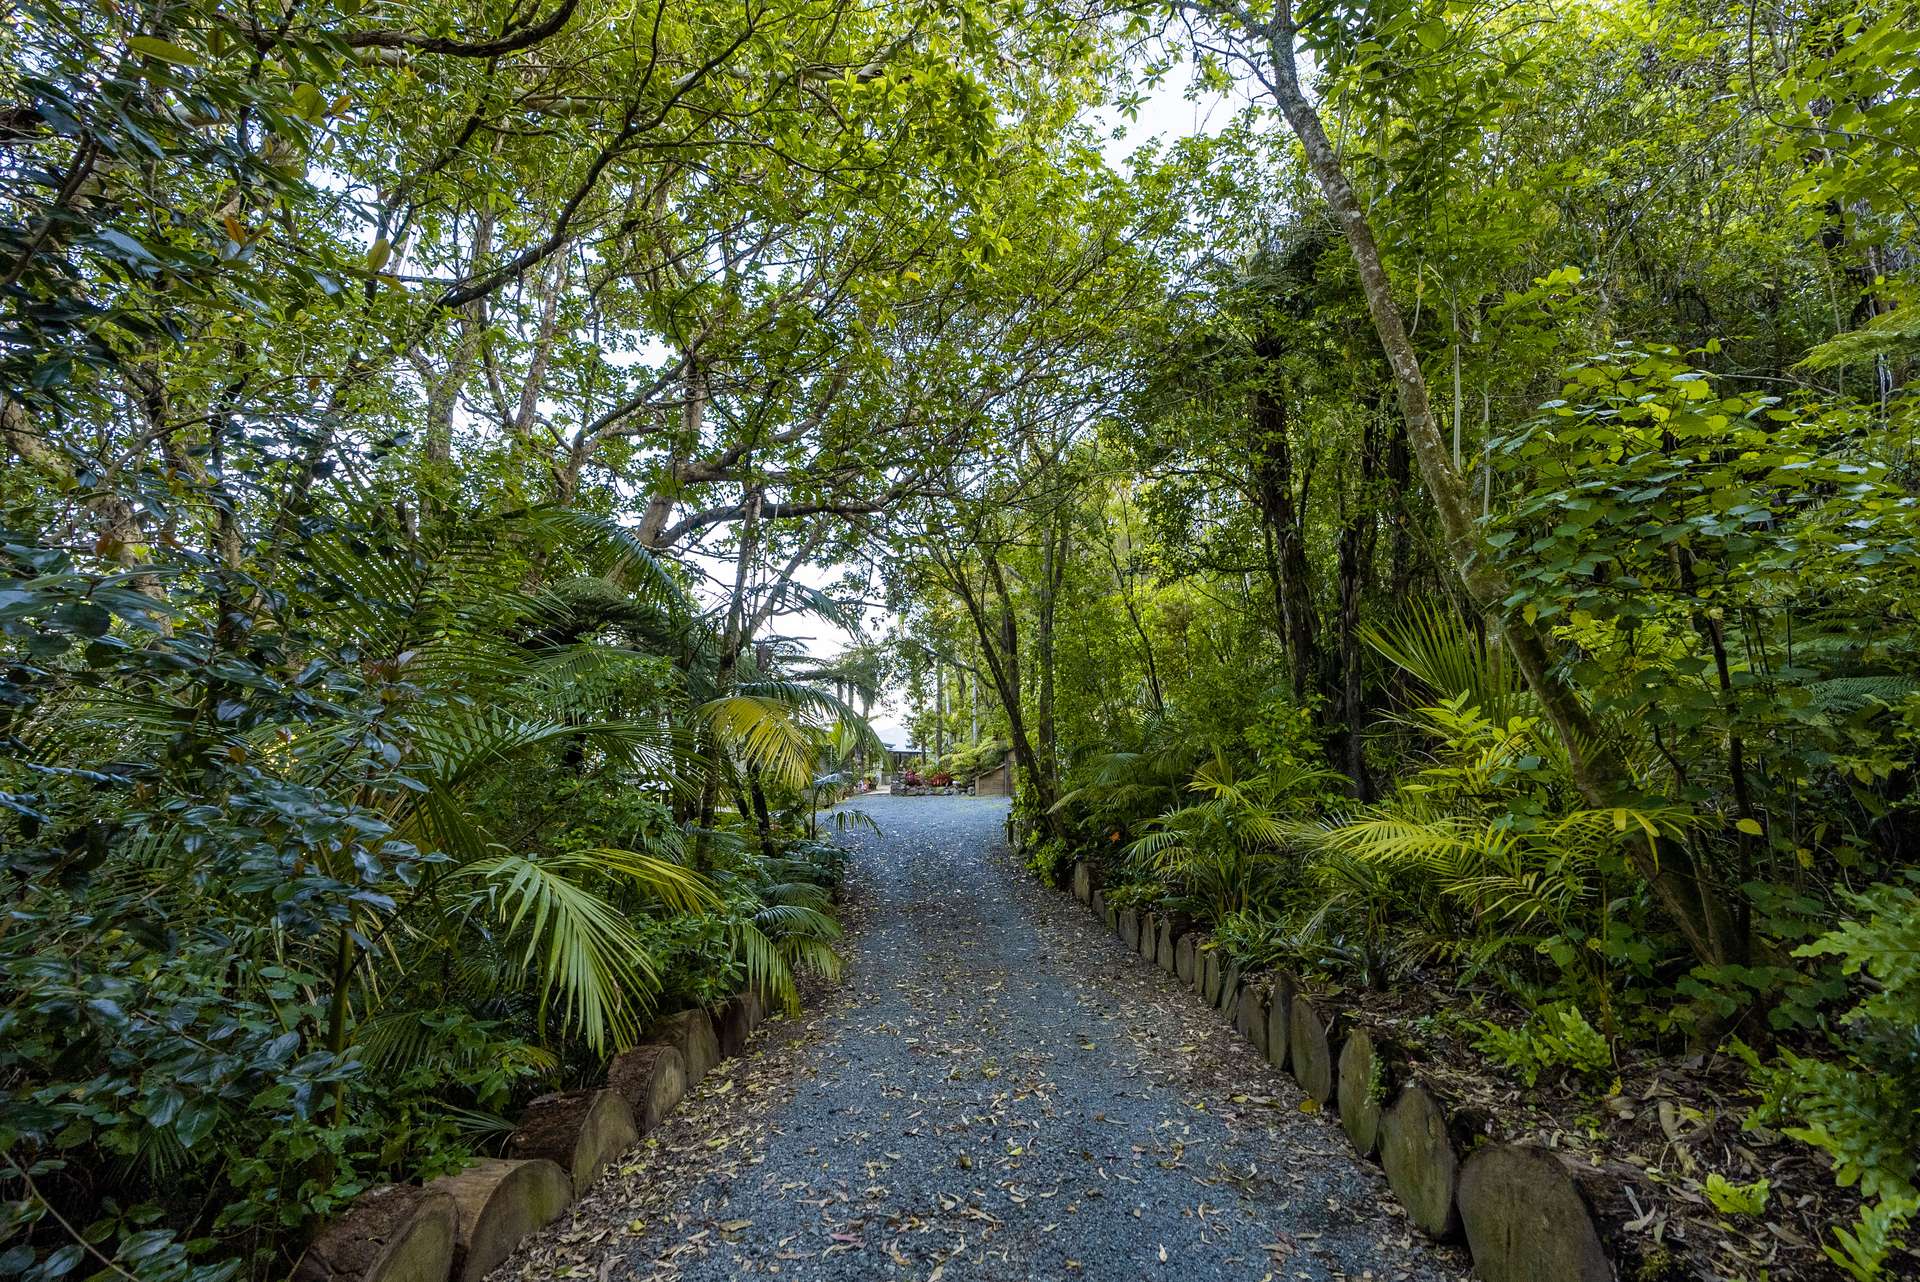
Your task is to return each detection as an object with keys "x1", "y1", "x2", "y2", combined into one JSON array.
[{"x1": 1363, "y1": 602, "x2": 1535, "y2": 727}]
